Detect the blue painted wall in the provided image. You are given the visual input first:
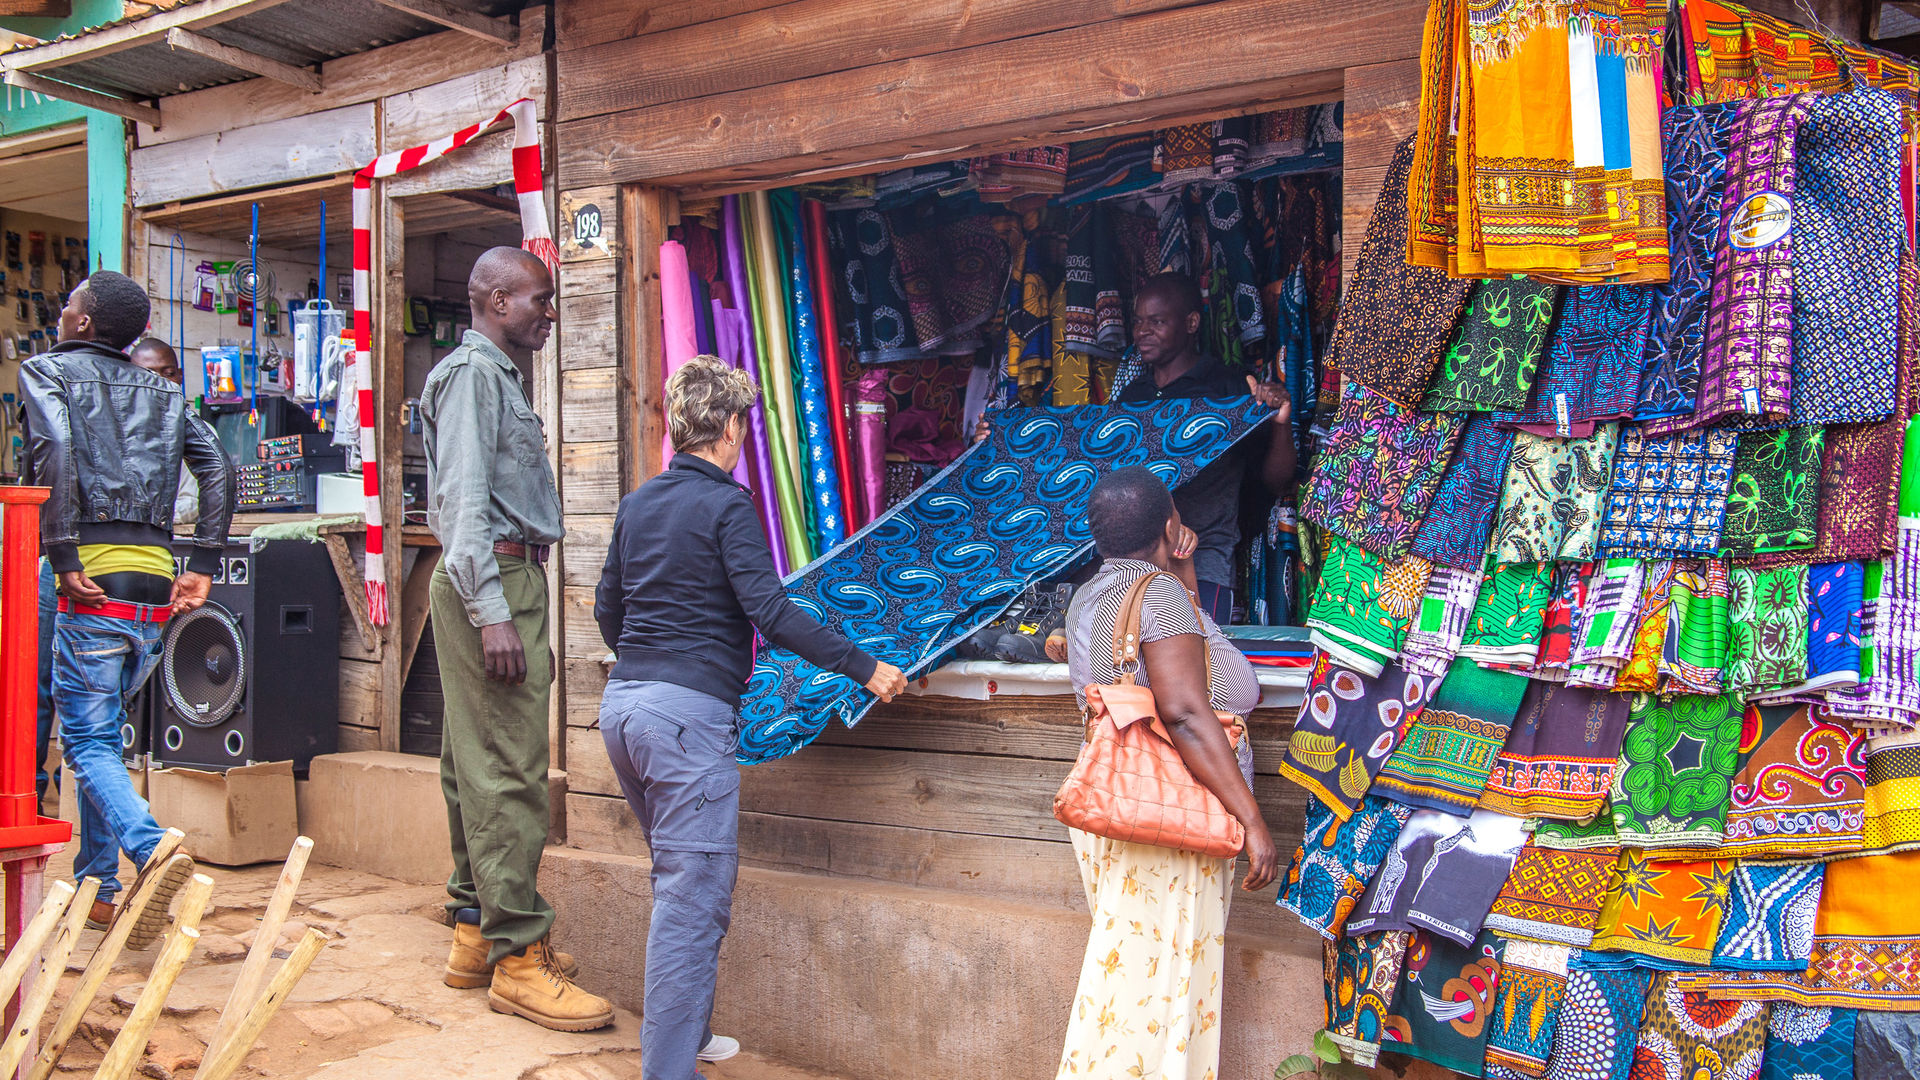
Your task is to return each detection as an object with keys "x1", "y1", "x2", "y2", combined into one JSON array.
[{"x1": 0, "y1": 0, "x2": 127, "y2": 270}]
